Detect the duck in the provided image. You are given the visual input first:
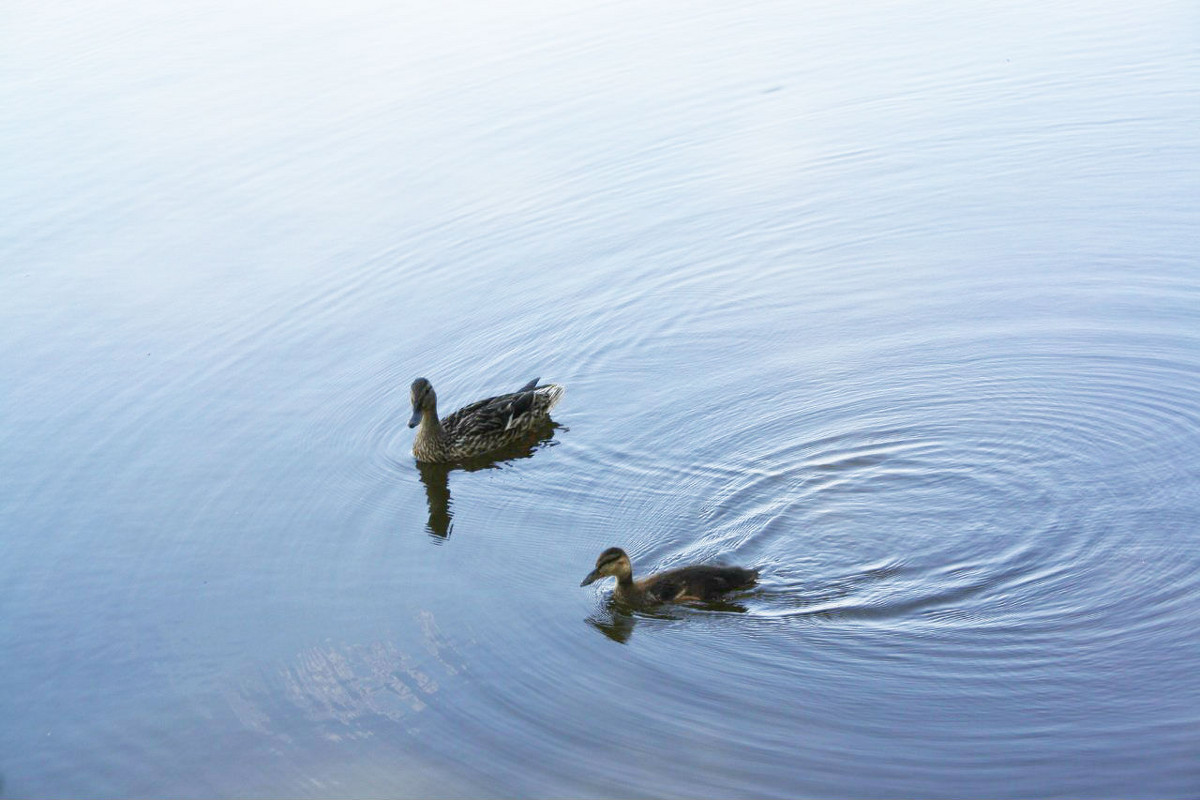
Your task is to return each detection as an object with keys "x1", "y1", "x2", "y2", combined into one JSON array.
[
  {"x1": 580, "y1": 547, "x2": 759, "y2": 606},
  {"x1": 408, "y1": 376, "x2": 564, "y2": 462}
]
